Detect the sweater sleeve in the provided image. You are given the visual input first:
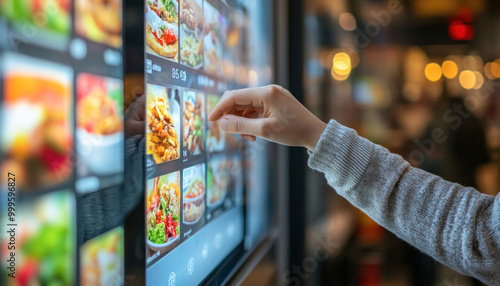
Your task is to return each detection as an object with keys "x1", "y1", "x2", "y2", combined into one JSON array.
[{"x1": 308, "y1": 120, "x2": 500, "y2": 285}]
